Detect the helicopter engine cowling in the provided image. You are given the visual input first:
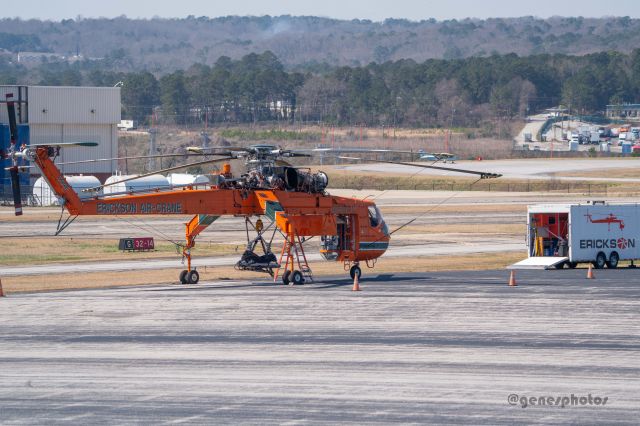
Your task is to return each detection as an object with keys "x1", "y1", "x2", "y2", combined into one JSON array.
[
  {"x1": 306, "y1": 171, "x2": 329, "y2": 193},
  {"x1": 281, "y1": 167, "x2": 328, "y2": 193}
]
